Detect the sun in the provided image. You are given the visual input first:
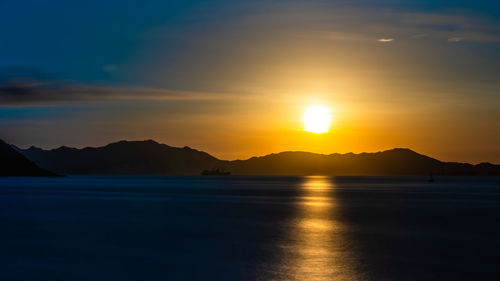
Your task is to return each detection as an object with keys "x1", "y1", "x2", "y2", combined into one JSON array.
[{"x1": 302, "y1": 105, "x2": 332, "y2": 134}]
